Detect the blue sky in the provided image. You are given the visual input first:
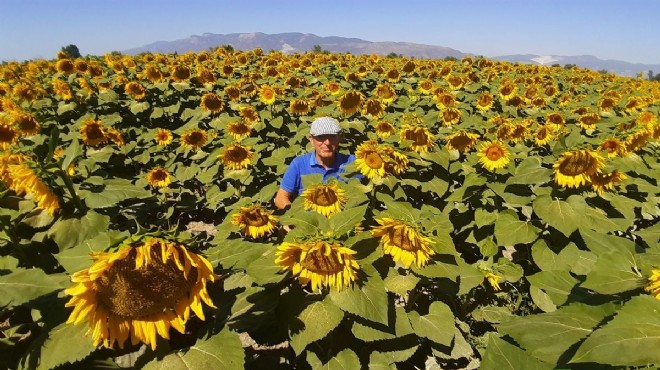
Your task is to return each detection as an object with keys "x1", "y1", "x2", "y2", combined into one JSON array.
[{"x1": 1, "y1": 0, "x2": 659, "y2": 64}]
